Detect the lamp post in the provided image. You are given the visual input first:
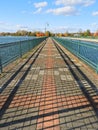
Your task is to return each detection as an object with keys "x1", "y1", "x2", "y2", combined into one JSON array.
[{"x1": 45, "y1": 23, "x2": 49, "y2": 34}]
